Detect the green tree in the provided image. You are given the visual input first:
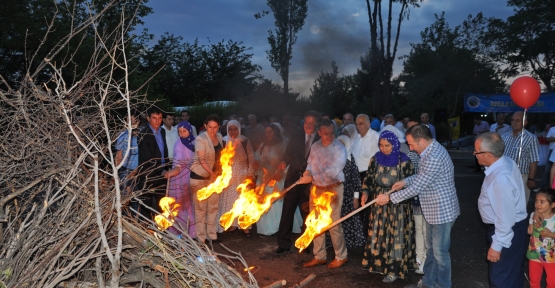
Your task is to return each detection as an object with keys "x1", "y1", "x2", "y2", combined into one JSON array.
[
  {"x1": 0, "y1": 0, "x2": 152, "y2": 90},
  {"x1": 256, "y1": 0, "x2": 308, "y2": 96},
  {"x1": 139, "y1": 35, "x2": 261, "y2": 106},
  {"x1": 487, "y1": 0, "x2": 555, "y2": 91},
  {"x1": 398, "y1": 13, "x2": 505, "y2": 118},
  {"x1": 364, "y1": 0, "x2": 423, "y2": 113}
]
